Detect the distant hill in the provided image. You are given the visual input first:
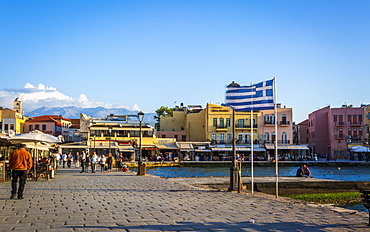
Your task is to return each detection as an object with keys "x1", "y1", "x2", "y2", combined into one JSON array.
[{"x1": 25, "y1": 106, "x2": 156, "y2": 122}]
